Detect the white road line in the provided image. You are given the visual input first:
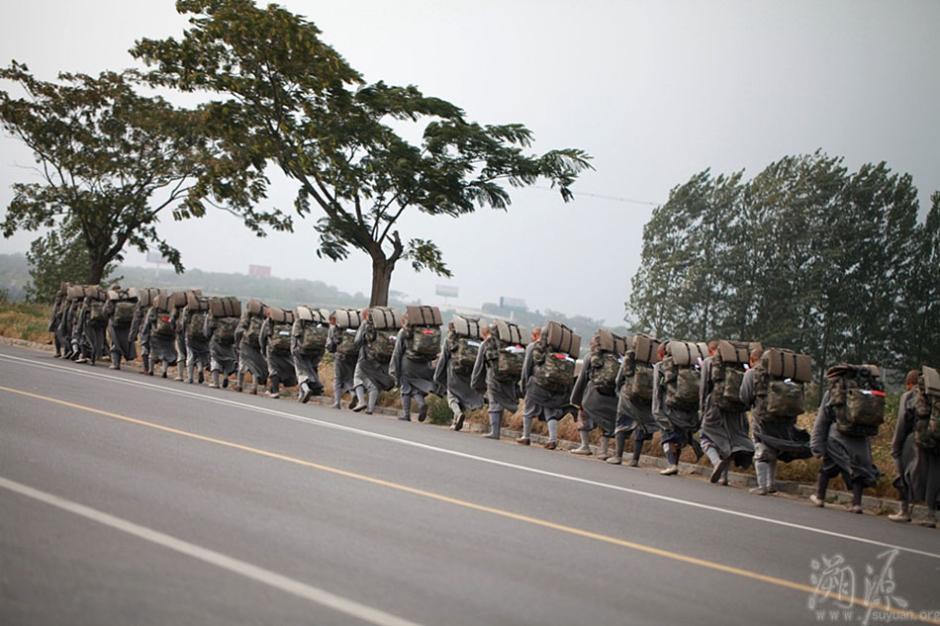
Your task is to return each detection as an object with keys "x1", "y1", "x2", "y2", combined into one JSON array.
[
  {"x1": 2, "y1": 350, "x2": 938, "y2": 561},
  {"x1": 0, "y1": 475, "x2": 422, "y2": 626}
]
